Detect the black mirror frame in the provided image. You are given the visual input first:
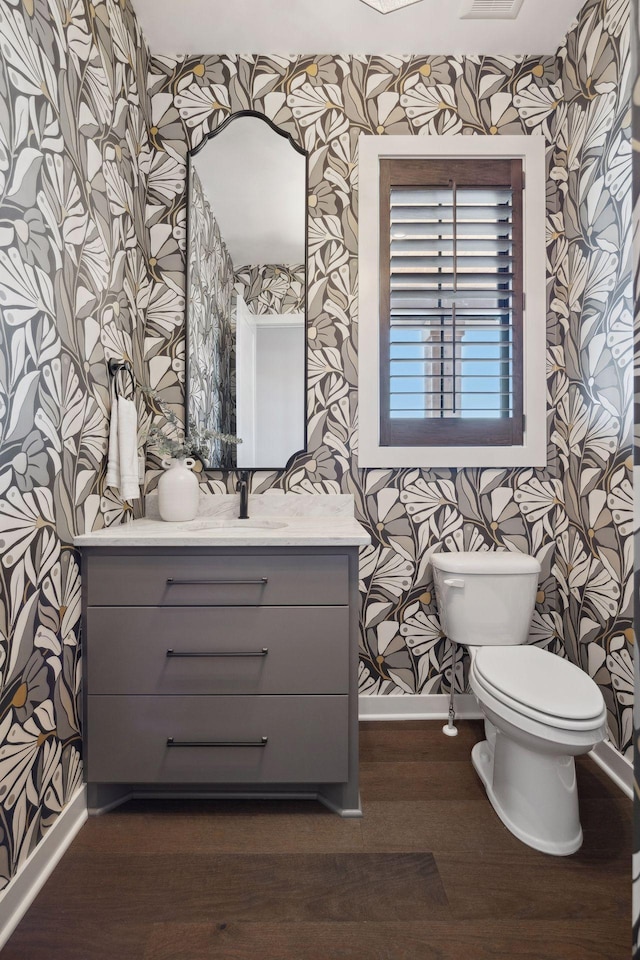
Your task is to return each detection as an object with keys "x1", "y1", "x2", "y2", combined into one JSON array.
[{"x1": 185, "y1": 110, "x2": 309, "y2": 474}]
